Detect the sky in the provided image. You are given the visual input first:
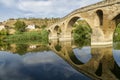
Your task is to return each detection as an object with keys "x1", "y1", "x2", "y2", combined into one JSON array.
[{"x1": 0, "y1": 0, "x2": 102, "y2": 22}]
